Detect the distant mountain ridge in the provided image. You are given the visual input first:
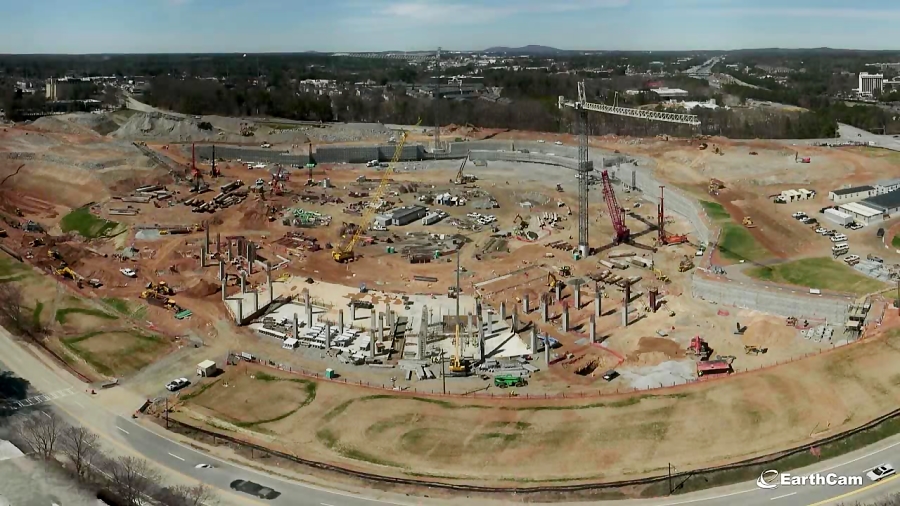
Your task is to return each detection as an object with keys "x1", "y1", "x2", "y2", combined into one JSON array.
[{"x1": 482, "y1": 45, "x2": 570, "y2": 55}]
